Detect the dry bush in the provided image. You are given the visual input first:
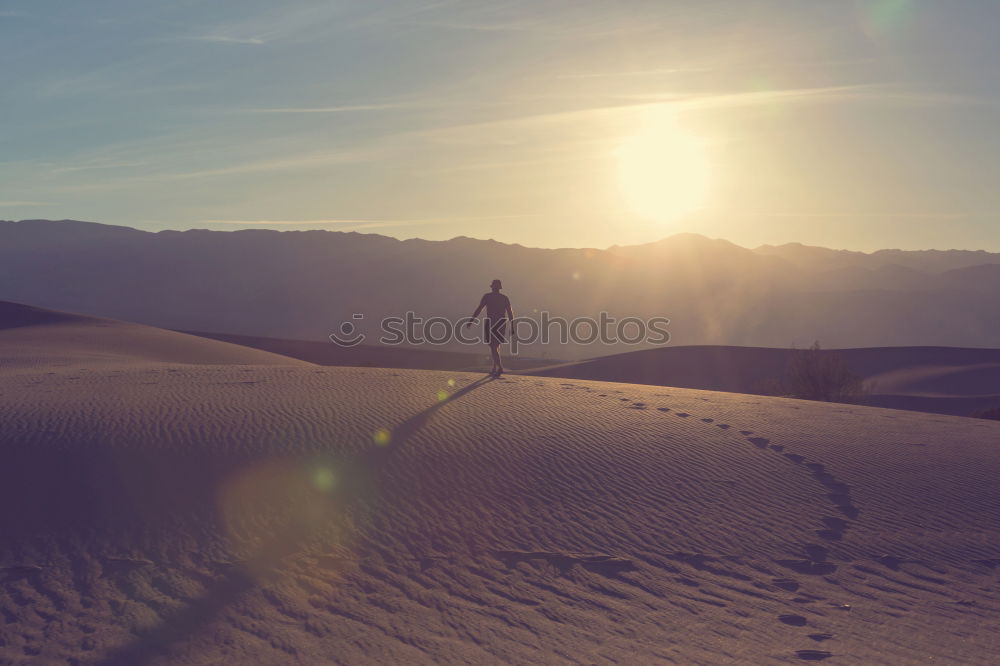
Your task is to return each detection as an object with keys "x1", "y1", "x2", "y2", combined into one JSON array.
[{"x1": 761, "y1": 341, "x2": 870, "y2": 403}]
